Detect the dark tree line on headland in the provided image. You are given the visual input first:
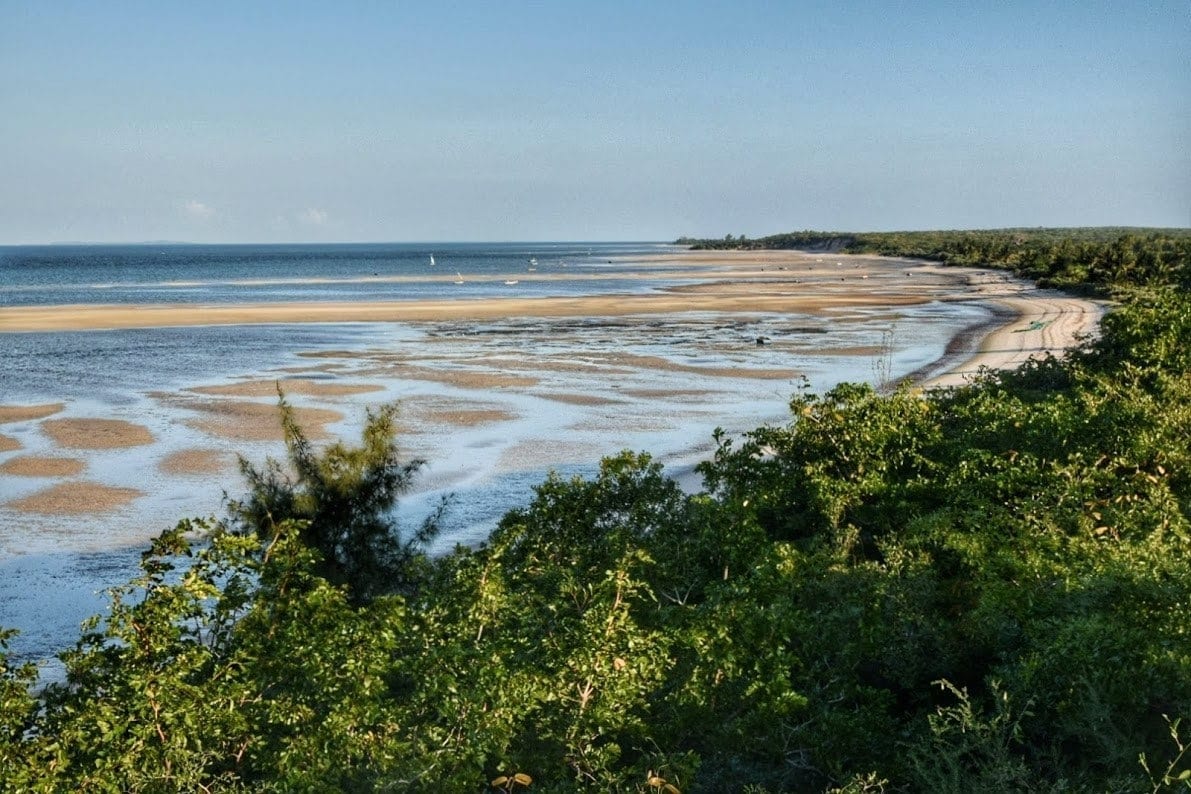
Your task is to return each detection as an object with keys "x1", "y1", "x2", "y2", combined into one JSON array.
[
  {"x1": 3, "y1": 229, "x2": 1191, "y2": 791},
  {"x1": 679, "y1": 226, "x2": 1191, "y2": 294}
]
